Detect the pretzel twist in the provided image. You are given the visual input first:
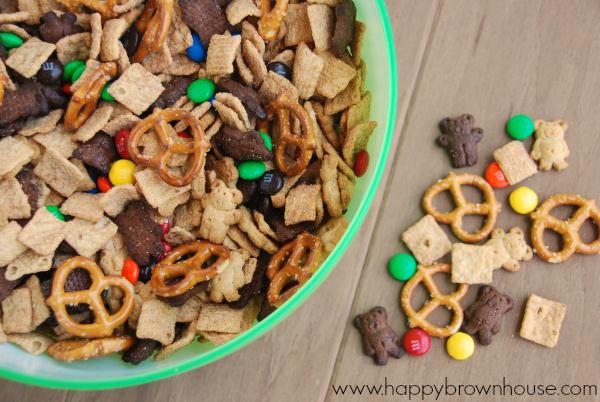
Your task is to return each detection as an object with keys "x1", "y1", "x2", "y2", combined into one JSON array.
[
  {"x1": 45, "y1": 256, "x2": 135, "y2": 338},
  {"x1": 47, "y1": 336, "x2": 136, "y2": 362},
  {"x1": 258, "y1": 0, "x2": 289, "y2": 42},
  {"x1": 58, "y1": 0, "x2": 119, "y2": 18},
  {"x1": 130, "y1": 0, "x2": 173, "y2": 63},
  {"x1": 423, "y1": 172, "x2": 501, "y2": 243},
  {"x1": 401, "y1": 264, "x2": 469, "y2": 338},
  {"x1": 265, "y1": 94, "x2": 316, "y2": 177},
  {"x1": 64, "y1": 62, "x2": 117, "y2": 131},
  {"x1": 530, "y1": 194, "x2": 600, "y2": 263},
  {"x1": 127, "y1": 107, "x2": 212, "y2": 187},
  {"x1": 151, "y1": 241, "x2": 231, "y2": 297},
  {"x1": 267, "y1": 232, "x2": 323, "y2": 307}
]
